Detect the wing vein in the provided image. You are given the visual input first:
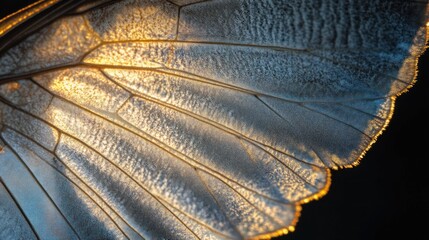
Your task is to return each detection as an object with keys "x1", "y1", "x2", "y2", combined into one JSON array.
[
  {"x1": 0, "y1": 134, "x2": 82, "y2": 240},
  {"x1": 28, "y1": 77, "x2": 294, "y2": 204},
  {"x1": 1, "y1": 128, "x2": 136, "y2": 240}
]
